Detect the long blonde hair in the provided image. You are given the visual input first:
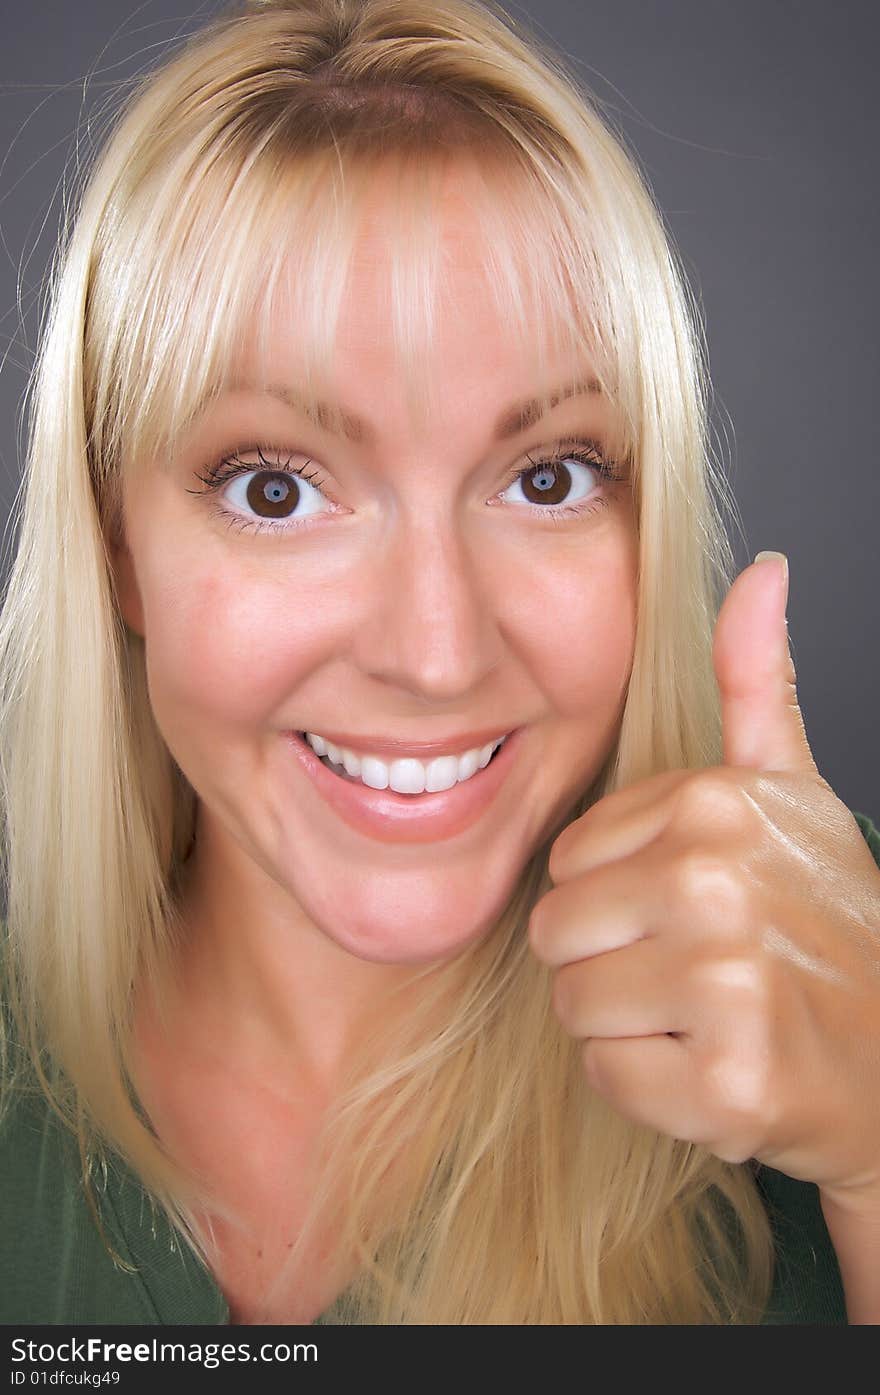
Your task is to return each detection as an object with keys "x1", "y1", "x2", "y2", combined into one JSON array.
[{"x1": 0, "y1": 0, "x2": 774, "y2": 1322}]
